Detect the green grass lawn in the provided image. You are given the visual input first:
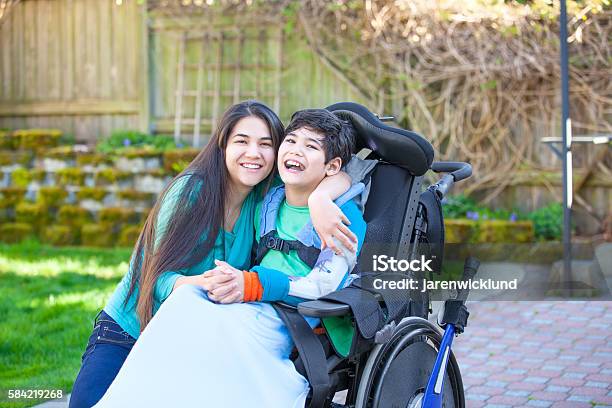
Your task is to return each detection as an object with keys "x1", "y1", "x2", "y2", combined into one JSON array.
[{"x1": 0, "y1": 240, "x2": 131, "y2": 407}]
